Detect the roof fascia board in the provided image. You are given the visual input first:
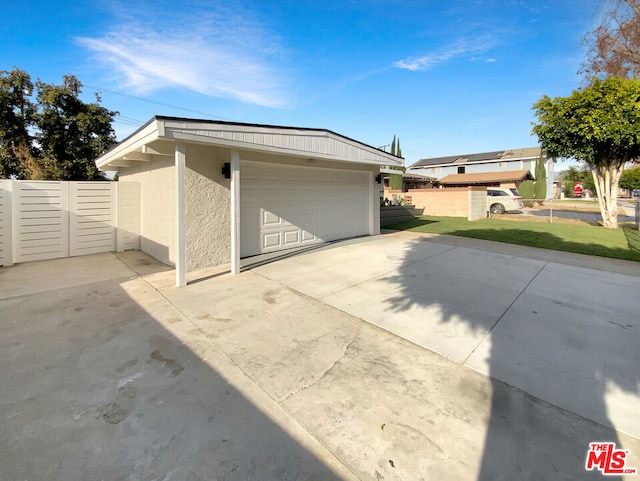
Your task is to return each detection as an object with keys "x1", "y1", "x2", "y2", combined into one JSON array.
[{"x1": 96, "y1": 120, "x2": 160, "y2": 169}]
